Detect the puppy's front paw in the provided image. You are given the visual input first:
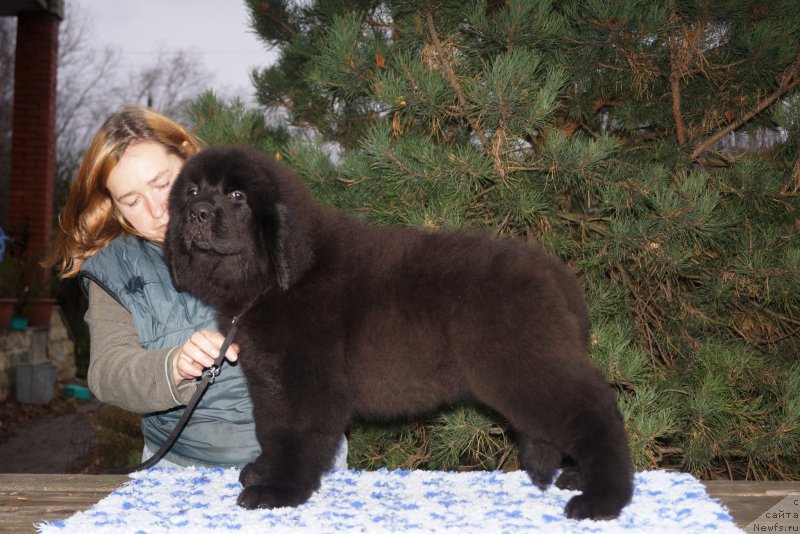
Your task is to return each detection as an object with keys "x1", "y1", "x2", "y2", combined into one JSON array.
[
  {"x1": 237, "y1": 485, "x2": 314, "y2": 509},
  {"x1": 237, "y1": 485, "x2": 276, "y2": 509},
  {"x1": 239, "y1": 462, "x2": 265, "y2": 487},
  {"x1": 564, "y1": 493, "x2": 625, "y2": 521}
]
